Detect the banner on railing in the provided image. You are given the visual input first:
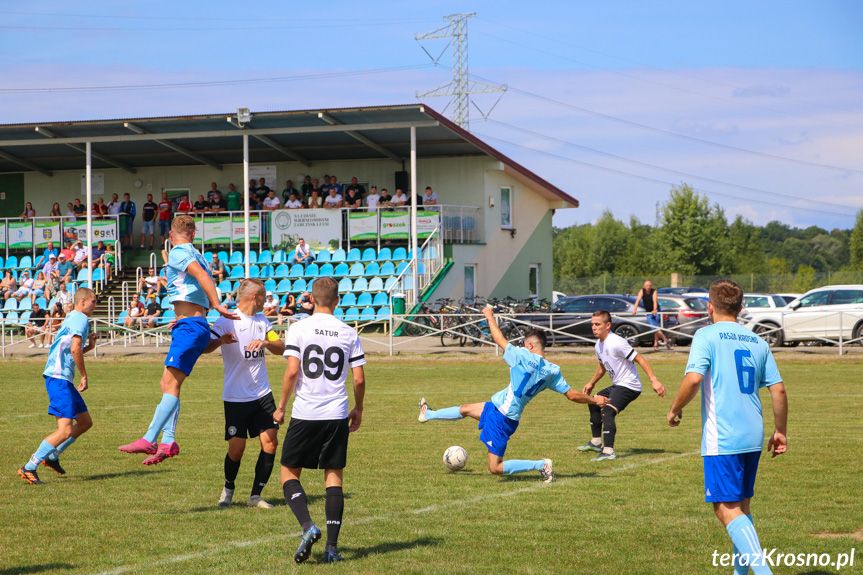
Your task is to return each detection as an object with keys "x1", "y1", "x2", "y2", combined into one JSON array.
[
  {"x1": 63, "y1": 220, "x2": 118, "y2": 244},
  {"x1": 380, "y1": 211, "x2": 409, "y2": 240},
  {"x1": 417, "y1": 211, "x2": 440, "y2": 239},
  {"x1": 194, "y1": 215, "x2": 231, "y2": 243},
  {"x1": 34, "y1": 221, "x2": 62, "y2": 248},
  {"x1": 270, "y1": 209, "x2": 341, "y2": 253},
  {"x1": 8, "y1": 221, "x2": 33, "y2": 248},
  {"x1": 232, "y1": 215, "x2": 260, "y2": 244},
  {"x1": 348, "y1": 212, "x2": 378, "y2": 241}
]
